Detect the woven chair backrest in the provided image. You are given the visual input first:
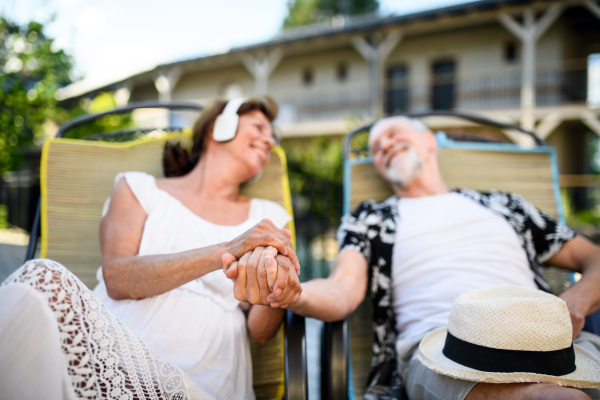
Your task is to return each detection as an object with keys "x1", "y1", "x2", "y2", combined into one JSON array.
[
  {"x1": 347, "y1": 148, "x2": 559, "y2": 218},
  {"x1": 345, "y1": 138, "x2": 567, "y2": 400},
  {"x1": 40, "y1": 133, "x2": 292, "y2": 400}
]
